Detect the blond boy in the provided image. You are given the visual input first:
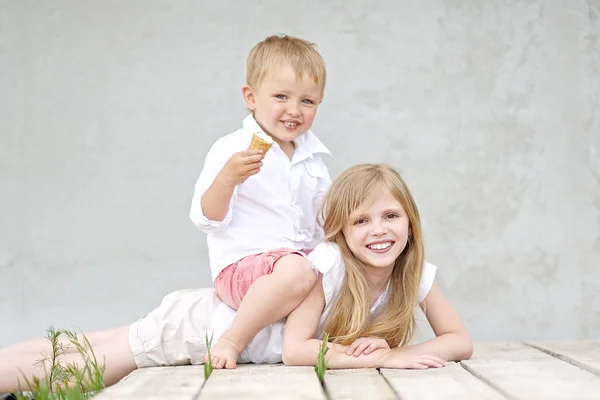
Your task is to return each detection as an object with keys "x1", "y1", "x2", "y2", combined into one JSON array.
[{"x1": 190, "y1": 35, "x2": 331, "y2": 368}]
